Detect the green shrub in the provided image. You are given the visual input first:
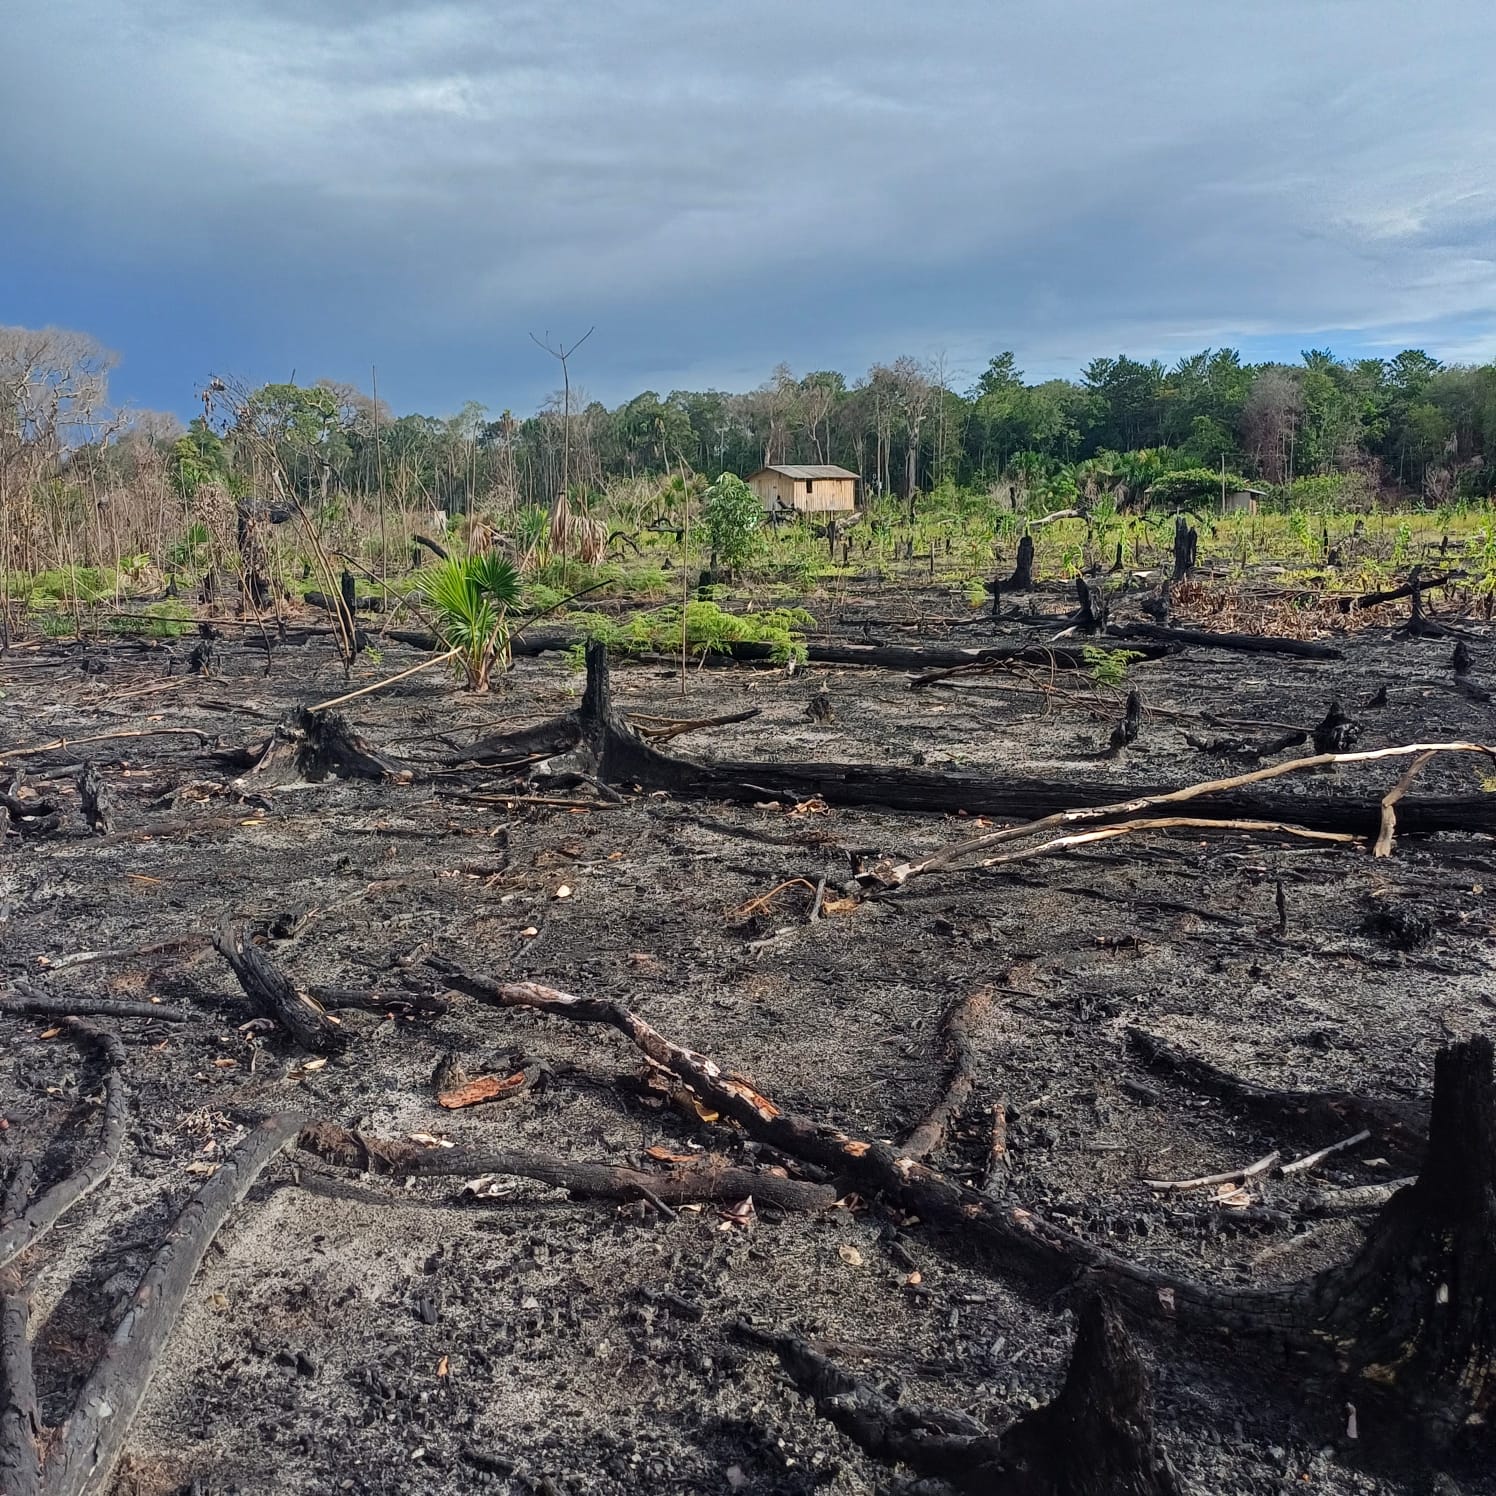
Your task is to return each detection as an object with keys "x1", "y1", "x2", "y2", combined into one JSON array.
[{"x1": 701, "y1": 474, "x2": 762, "y2": 572}]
